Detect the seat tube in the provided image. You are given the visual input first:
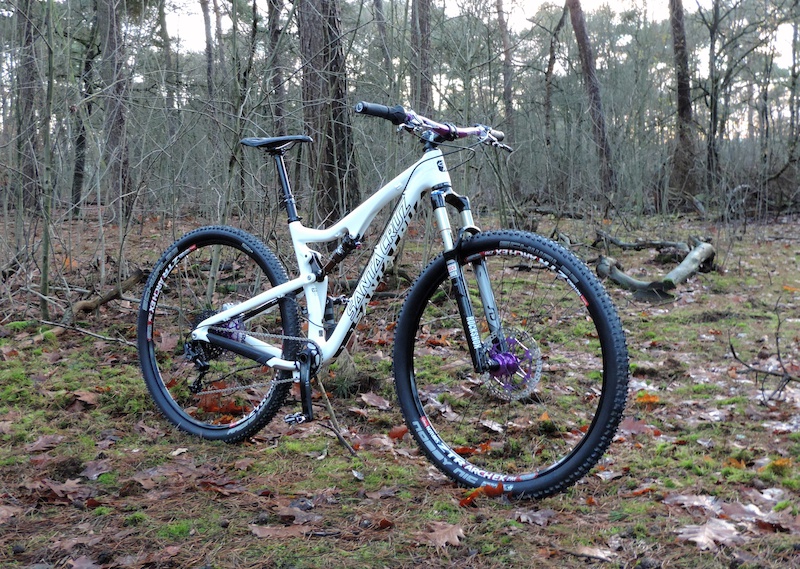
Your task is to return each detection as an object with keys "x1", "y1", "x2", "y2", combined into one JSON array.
[{"x1": 273, "y1": 153, "x2": 301, "y2": 223}]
